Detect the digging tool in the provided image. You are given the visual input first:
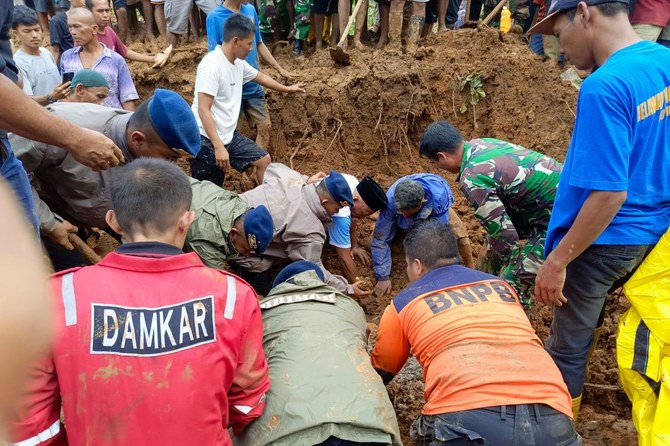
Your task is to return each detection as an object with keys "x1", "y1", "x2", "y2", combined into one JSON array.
[
  {"x1": 329, "y1": 0, "x2": 365, "y2": 66},
  {"x1": 68, "y1": 233, "x2": 102, "y2": 264},
  {"x1": 482, "y1": 0, "x2": 508, "y2": 26}
]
